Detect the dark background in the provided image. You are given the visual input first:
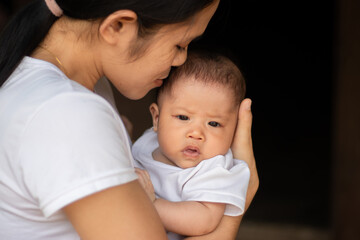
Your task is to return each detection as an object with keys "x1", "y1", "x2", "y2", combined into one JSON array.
[{"x1": 0, "y1": 0, "x2": 343, "y2": 235}]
